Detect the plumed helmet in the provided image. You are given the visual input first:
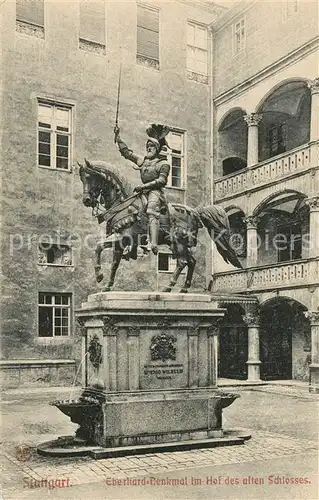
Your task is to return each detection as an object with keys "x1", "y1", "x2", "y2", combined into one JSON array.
[{"x1": 146, "y1": 124, "x2": 170, "y2": 152}]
